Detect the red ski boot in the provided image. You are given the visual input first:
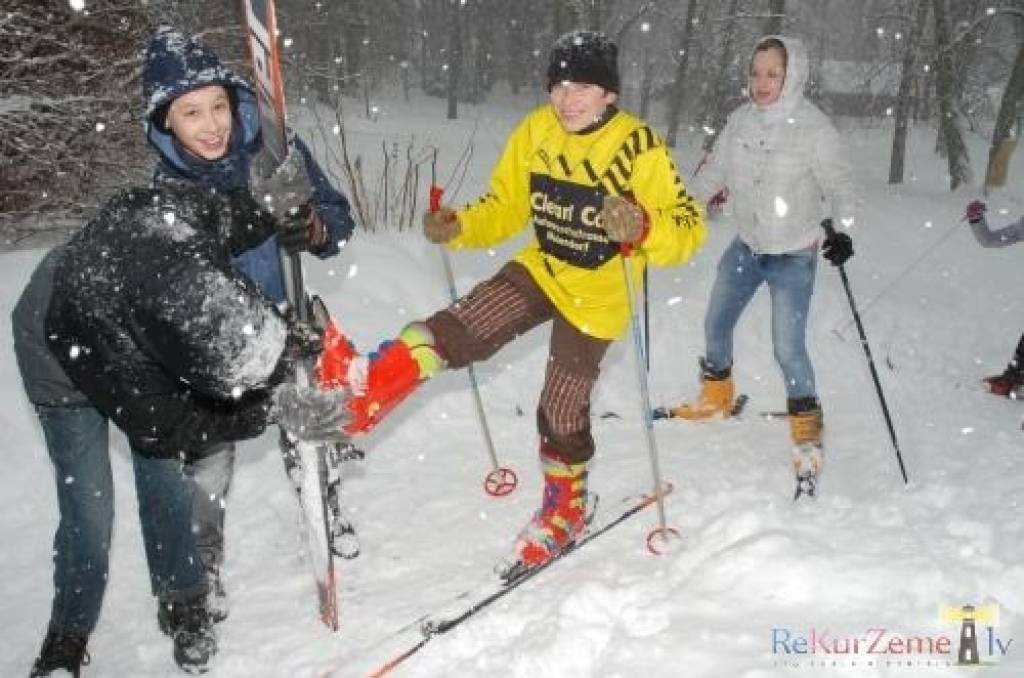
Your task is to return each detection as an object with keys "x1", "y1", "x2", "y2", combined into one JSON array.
[
  {"x1": 318, "y1": 322, "x2": 444, "y2": 434},
  {"x1": 983, "y1": 373, "x2": 1023, "y2": 399},
  {"x1": 516, "y1": 449, "x2": 589, "y2": 568}
]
